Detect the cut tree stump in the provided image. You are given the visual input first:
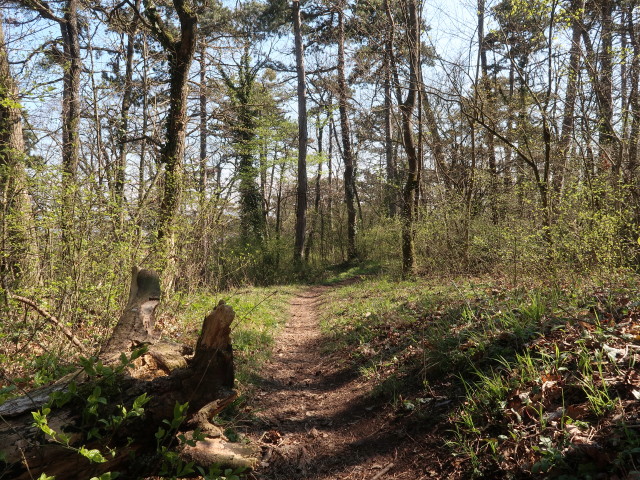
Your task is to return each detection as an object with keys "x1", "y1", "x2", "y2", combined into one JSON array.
[{"x1": 0, "y1": 267, "x2": 259, "y2": 479}]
